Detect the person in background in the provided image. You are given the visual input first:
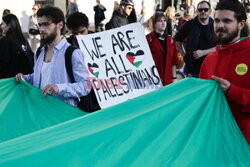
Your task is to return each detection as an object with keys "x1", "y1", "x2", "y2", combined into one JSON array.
[
  {"x1": 65, "y1": 0, "x2": 78, "y2": 19},
  {"x1": 94, "y1": 0, "x2": 106, "y2": 32},
  {"x1": 179, "y1": 0, "x2": 187, "y2": 17},
  {"x1": 165, "y1": 6, "x2": 177, "y2": 36},
  {"x1": 114, "y1": 1, "x2": 120, "y2": 11},
  {"x1": 180, "y1": 0, "x2": 187, "y2": 12},
  {"x1": 15, "y1": 5, "x2": 90, "y2": 107},
  {"x1": 138, "y1": 7, "x2": 146, "y2": 24},
  {"x1": 0, "y1": 9, "x2": 11, "y2": 38},
  {"x1": 66, "y1": 12, "x2": 93, "y2": 48},
  {"x1": 111, "y1": 1, "x2": 120, "y2": 17},
  {"x1": 199, "y1": 0, "x2": 250, "y2": 144},
  {"x1": 177, "y1": 5, "x2": 195, "y2": 51},
  {"x1": 143, "y1": 15, "x2": 154, "y2": 35},
  {"x1": 146, "y1": 12, "x2": 179, "y2": 86},
  {"x1": 28, "y1": 3, "x2": 41, "y2": 52},
  {"x1": 0, "y1": 14, "x2": 33, "y2": 79},
  {"x1": 175, "y1": 1, "x2": 216, "y2": 77},
  {"x1": 105, "y1": 0, "x2": 134, "y2": 30},
  {"x1": 178, "y1": 5, "x2": 195, "y2": 29},
  {"x1": 244, "y1": 0, "x2": 250, "y2": 13}
]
